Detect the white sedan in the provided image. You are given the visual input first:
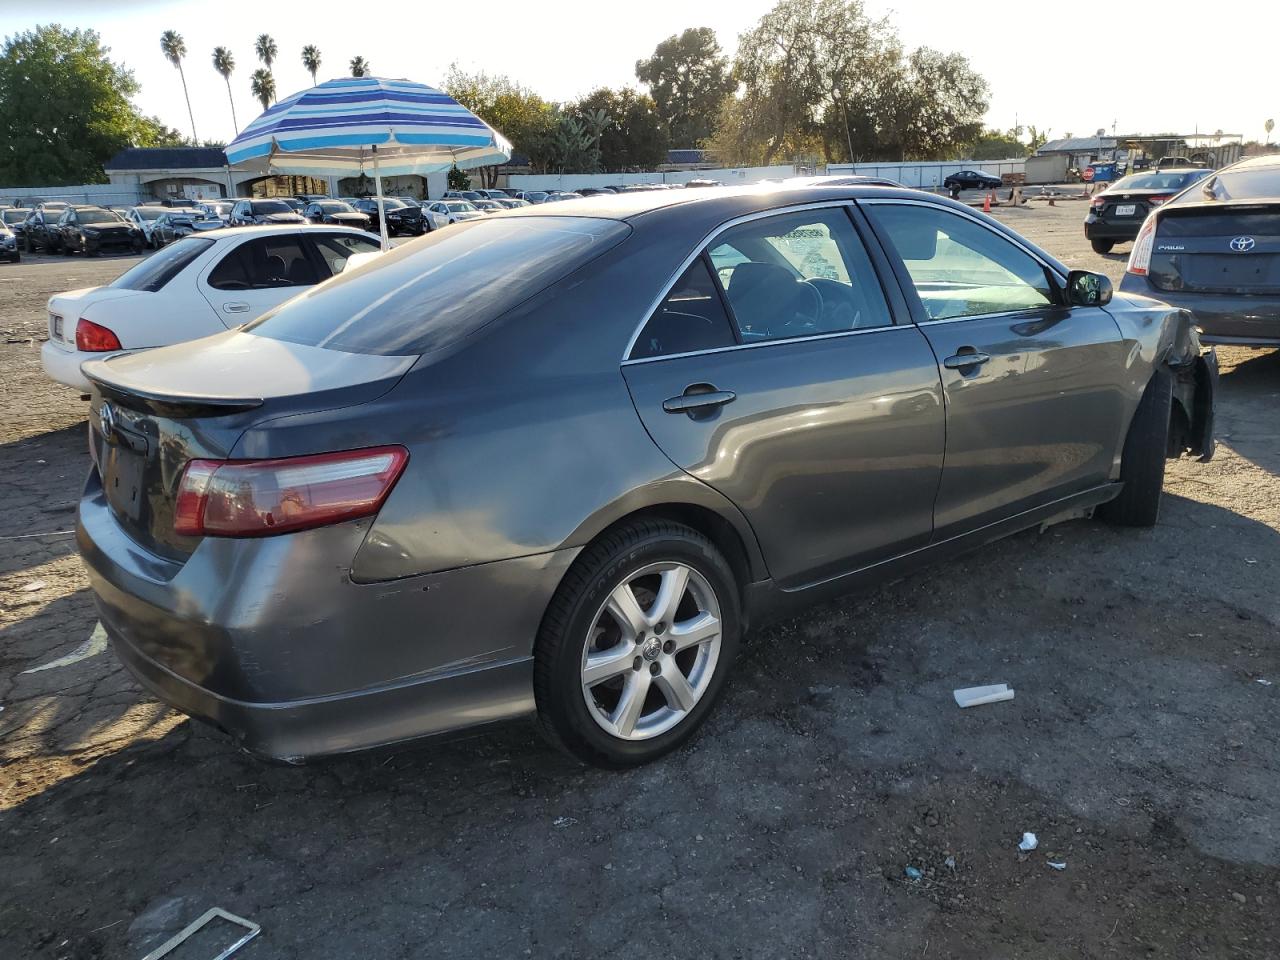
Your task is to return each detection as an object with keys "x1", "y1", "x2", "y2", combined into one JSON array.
[
  {"x1": 424, "y1": 199, "x2": 485, "y2": 226},
  {"x1": 42, "y1": 225, "x2": 381, "y2": 392}
]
